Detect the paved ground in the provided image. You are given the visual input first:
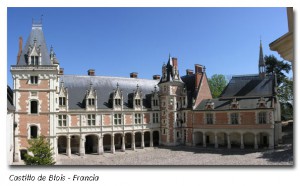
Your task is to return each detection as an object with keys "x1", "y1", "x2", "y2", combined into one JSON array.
[{"x1": 55, "y1": 124, "x2": 293, "y2": 166}]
